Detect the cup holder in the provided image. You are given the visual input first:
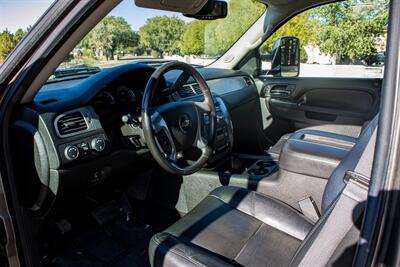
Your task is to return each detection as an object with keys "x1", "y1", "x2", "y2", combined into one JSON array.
[
  {"x1": 248, "y1": 160, "x2": 277, "y2": 176},
  {"x1": 257, "y1": 161, "x2": 276, "y2": 168},
  {"x1": 248, "y1": 168, "x2": 270, "y2": 176}
]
